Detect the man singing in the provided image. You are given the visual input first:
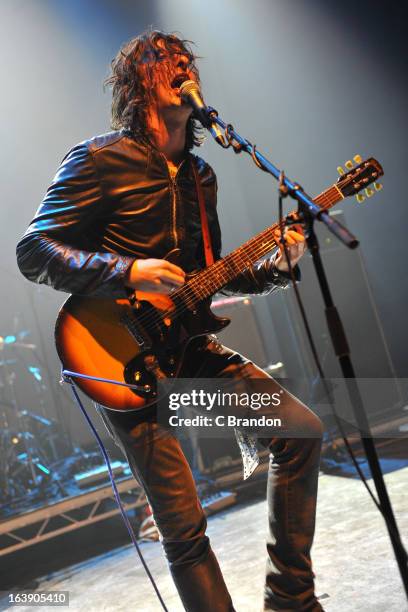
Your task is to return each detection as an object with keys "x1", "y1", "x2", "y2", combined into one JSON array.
[{"x1": 17, "y1": 30, "x2": 324, "y2": 611}]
